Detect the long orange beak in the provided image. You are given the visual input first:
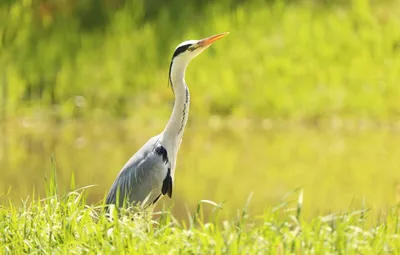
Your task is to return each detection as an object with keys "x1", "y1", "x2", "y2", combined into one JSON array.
[{"x1": 197, "y1": 32, "x2": 230, "y2": 48}]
